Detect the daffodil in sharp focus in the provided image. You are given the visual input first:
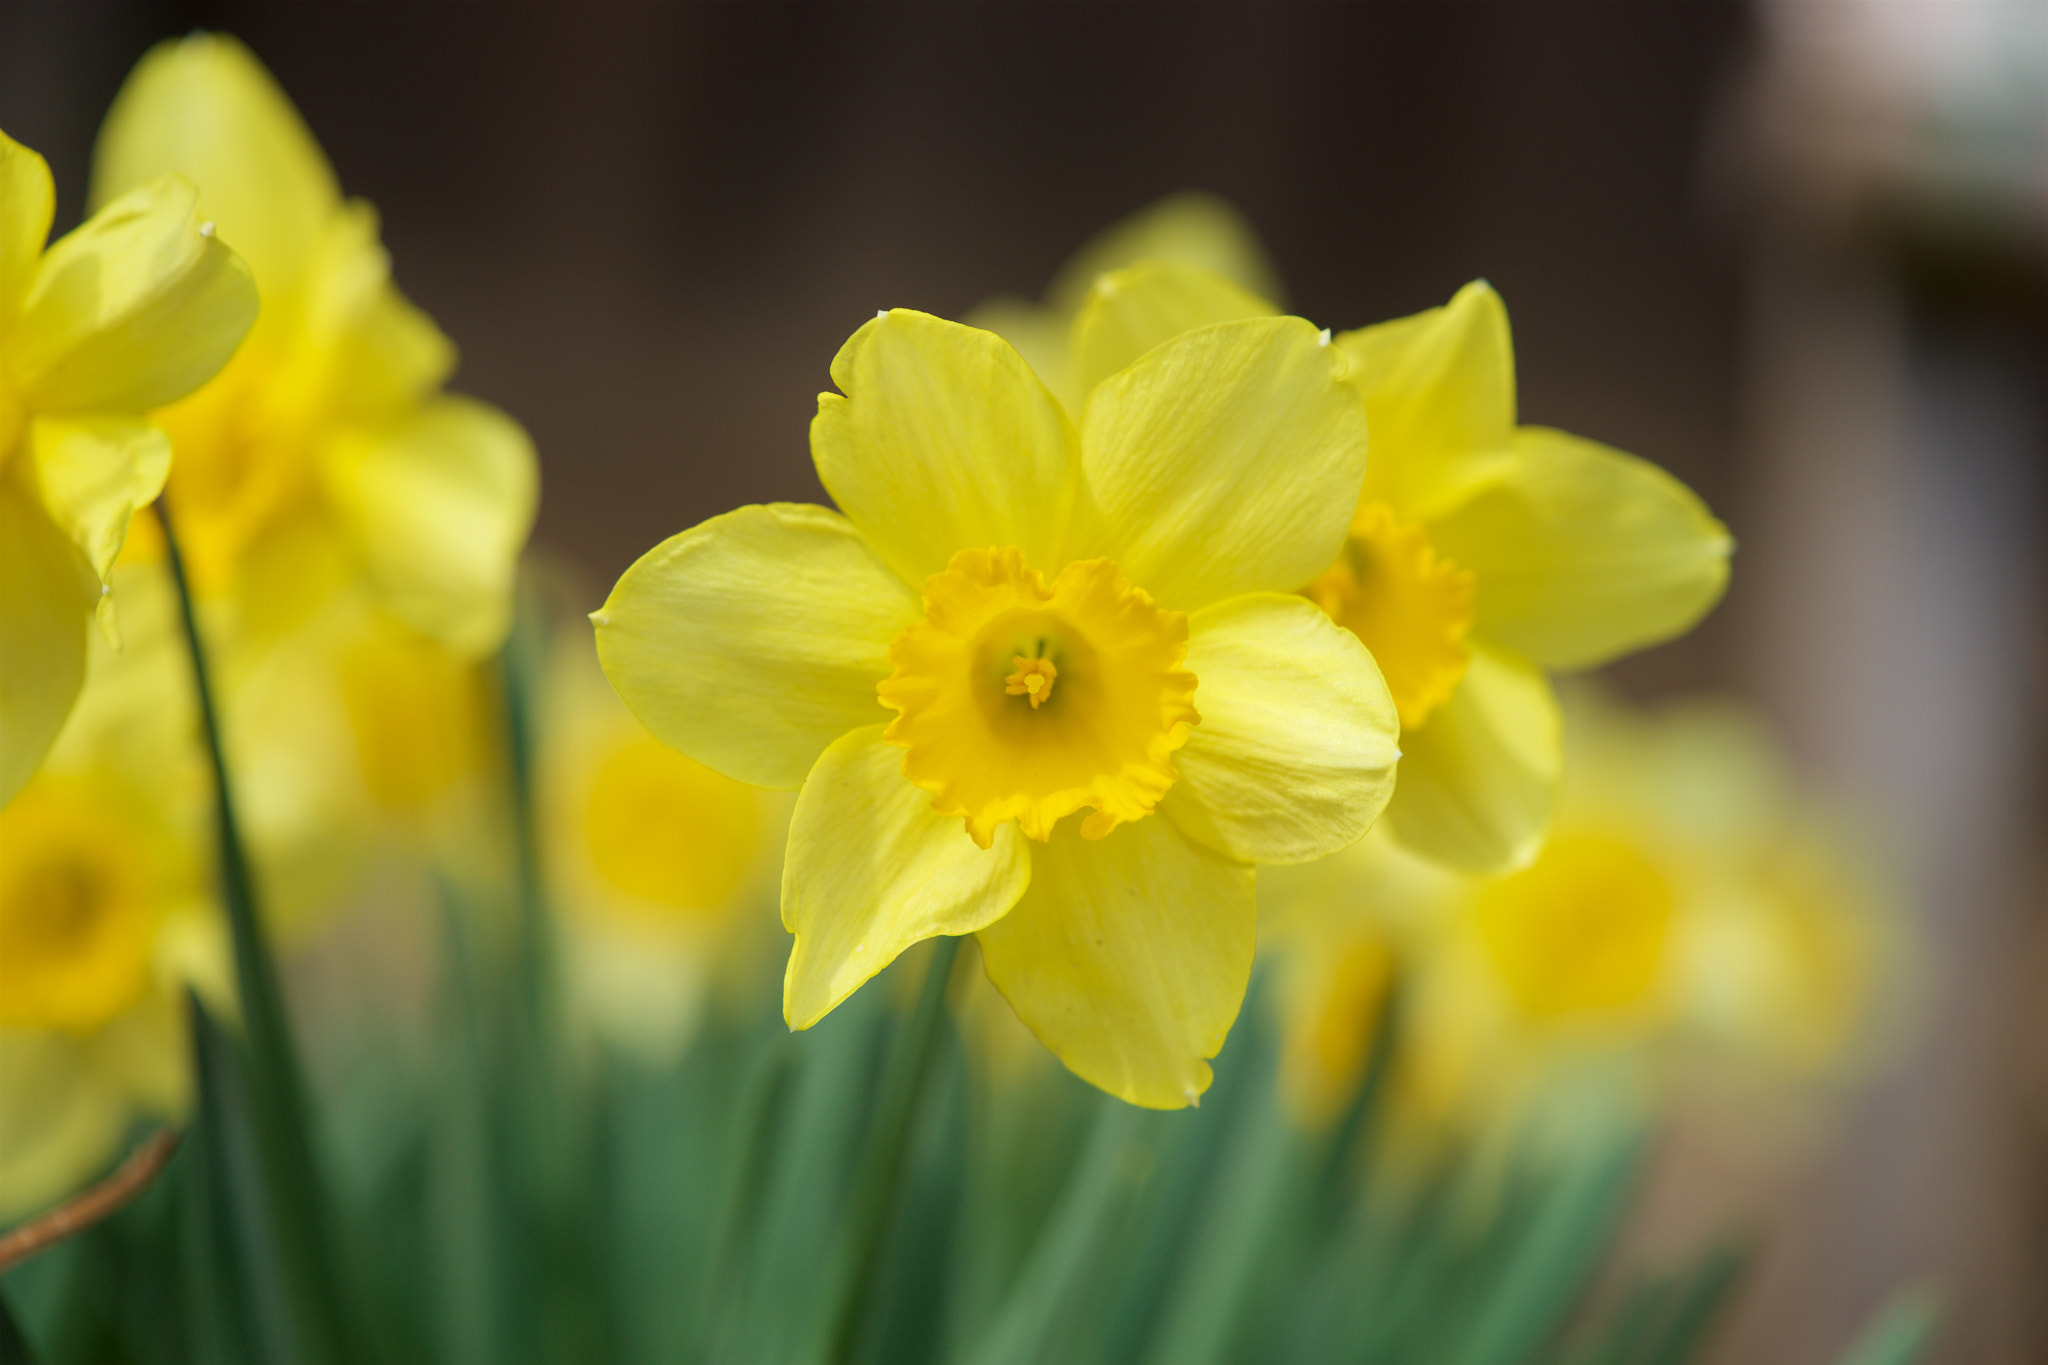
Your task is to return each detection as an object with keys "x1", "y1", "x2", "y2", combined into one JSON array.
[
  {"x1": 0, "y1": 130, "x2": 256, "y2": 806},
  {"x1": 90, "y1": 32, "x2": 536, "y2": 655},
  {"x1": 1023, "y1": 246, "x2": 1732, "y2": 874},
  {"x1": 597, "y1": 308, "x2": 1400, "y2": 1108}
]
